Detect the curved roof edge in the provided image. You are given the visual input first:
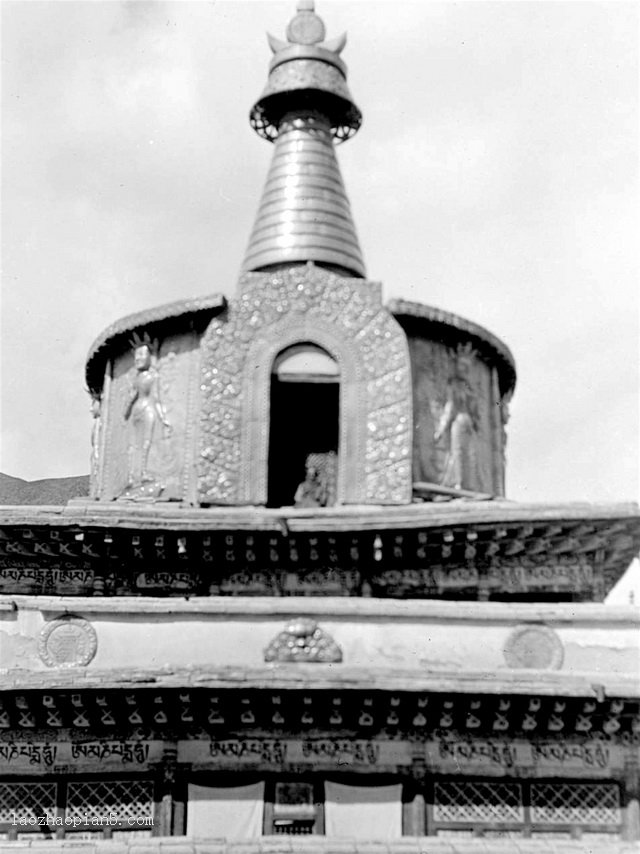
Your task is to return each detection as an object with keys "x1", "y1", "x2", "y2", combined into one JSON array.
[
  {"x1": 85, "y1": 294, "x2": 227, "y2": 395},
  {"x1": 387, "y1": 297, "x2": 516, "y2": 397}
]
